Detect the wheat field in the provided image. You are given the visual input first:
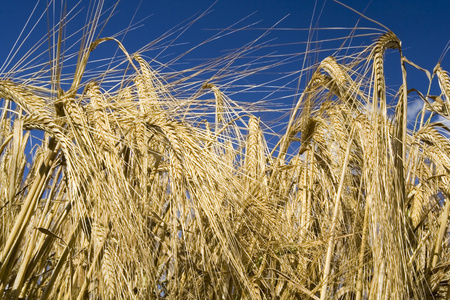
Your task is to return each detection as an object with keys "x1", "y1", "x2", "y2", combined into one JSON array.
[{"x1": 1, "y1": 1, "x2": 450, "y2": 299}]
